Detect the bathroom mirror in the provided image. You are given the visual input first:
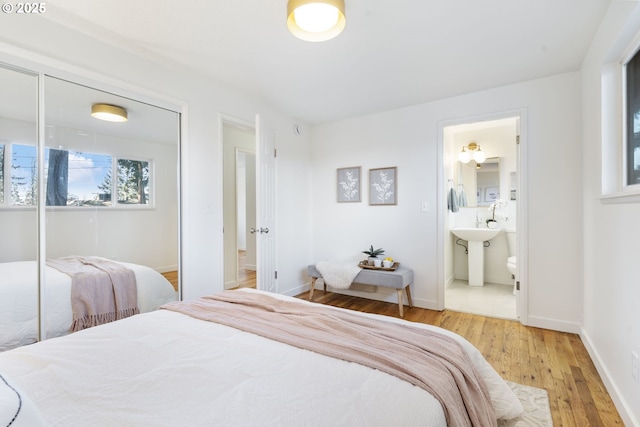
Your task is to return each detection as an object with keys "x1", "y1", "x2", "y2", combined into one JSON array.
[{"x1": 458, "y1": 157, "x2": 500, "y2": 207}]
